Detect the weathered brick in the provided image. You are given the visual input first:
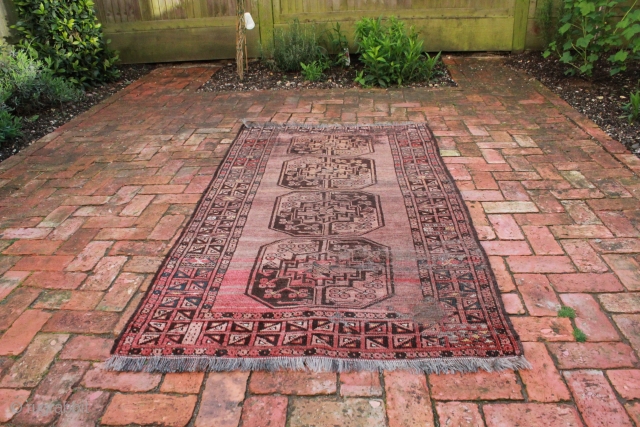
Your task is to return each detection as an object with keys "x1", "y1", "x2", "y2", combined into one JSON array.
[
  {"x1": 249, "y1": 371, "x2": 336, "y2": 395},
  {"x1": 0, "y1": 286, "x2": 41, "y2": 329},
  {"x1": 548, "y1": 342, "x2": 638, "y2": 369},
  {"x1": 484, "y1": 404, "x2": 582, "y2": 427},
  {"x1": 65, "y1": 241, "x2": 112, "y2": 272},
  {"x1": 22, "y1": 271, "x2": 87, "y2": 290},
  {"x1": 0, "y1": 333, "x2": 68, "y2": 388},
  {"x1": 97, "y1": 272, "x2": 144, "y2": 311},
  {"x1": 435, "y1": 402, "x2": 484, "y2": 427},
  {"x1": 598, "y1": 293, "x2": 640, "y2": 312},
  {"x1": 602, "y1": 255, "x2": 640, "y2": 290},
  {"x1": 0, "y1": 309, "x2": 51, "y2": 355},
  {"x1": 43, "y1": 310, "x2": 119, "y2": 334},
  {"x1": 340, "y1": 371, "x2": 383, "y2": 397},
  {"x1": 429, "y1": 370, "x2": 522, "y2": 401},
  {"x1": 514, "y1": 274, "x2": 561, "y2": 316},
  {"x1": 3, "y1": 239, "x2": 62, "y2": 255},
  {"x1": 195, "y1": 371, "x2": 249, "y2": 427},
  {"x1": 289, "y1": 397, "x2": 386, "y2": 427},
  {"x1": 13, "y1": 255, "x2": 74, "y2": 271},
  {"x1": 520, "y1": 342, "x2": 571, "y2": 402},
  {"x1": 82, "y1": 256, "x2": 127, "y2": 291},
  {"x1": 56, "y1": 390, "x2": 110, "y2": 427},
  {"x1": 60, "y1": 335, "x2": 113, "y2": 361},
  {"x1": 239, "y1": 395, "x2": 288, "y2": 427},
  {"x1": 560, "y1": 293, "x2": 619, "y2": 341},
  {"x1": 548, "y1": 273, "x2": 624, "y2": 292},
  {"x1": 561, "y1": 240, "x2": 609, "y2": 273},
  {"x1": 612, "y1": 314, "x2": 640, "y2": 353},
  {"x1": 82, "y1": 363, "x2": 161, "y2": 391},
  {"x1": 522, "y1": 225, "x2": 564, "y2": 255},
  {"x1": 507, "y1": 256, "x2": 575, "y2": 273},
  {"x1": 510, "y1": 316, "x2": 574, "y2": 341},
  {"x1": 606, "y1": 369, "x2": 640, "y2": 400},
  {"x1": 0, "y1": 388, "x2": 30, "y2": 422},
  {"x1": 384, "y1": 371, "x2": 434, "y2": 427},
  {"x1": 160, "y1": 372, "x2": 205, "y2": 394},
  {"x1": 564, "y1": 370, "x2": 634, "y2": 427},
  {"x1": 102, "y1": 393, "x2": 197, "y2": 427},
  {"x1": 488, "y1": 214, "x2": 524, "y2": 240}
]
